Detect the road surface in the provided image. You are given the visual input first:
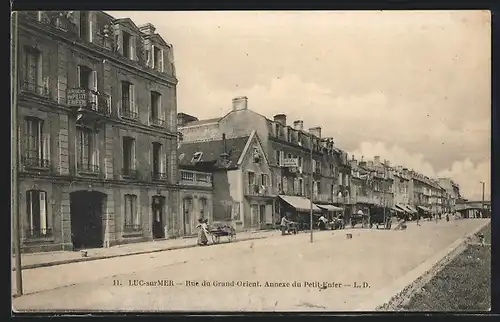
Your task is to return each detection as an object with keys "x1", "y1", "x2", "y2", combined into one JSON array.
[{"x1": 13, "y1": 219, "x2": 488, "y2": 312}]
